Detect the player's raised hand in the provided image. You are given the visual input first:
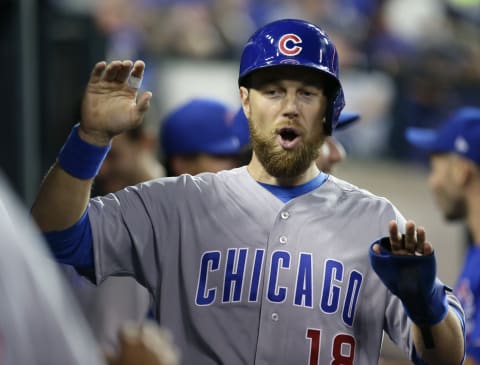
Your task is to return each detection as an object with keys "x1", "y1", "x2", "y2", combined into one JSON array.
[
  {"x1": 372, "y1": 220, "x2": 433, "y2": 256},
  {"x1": 369, "y1": 219, "x2": 448, "y2": 328},
  {"x1": 79, "y1": 60, "x2": 152, "y2": 146}
]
